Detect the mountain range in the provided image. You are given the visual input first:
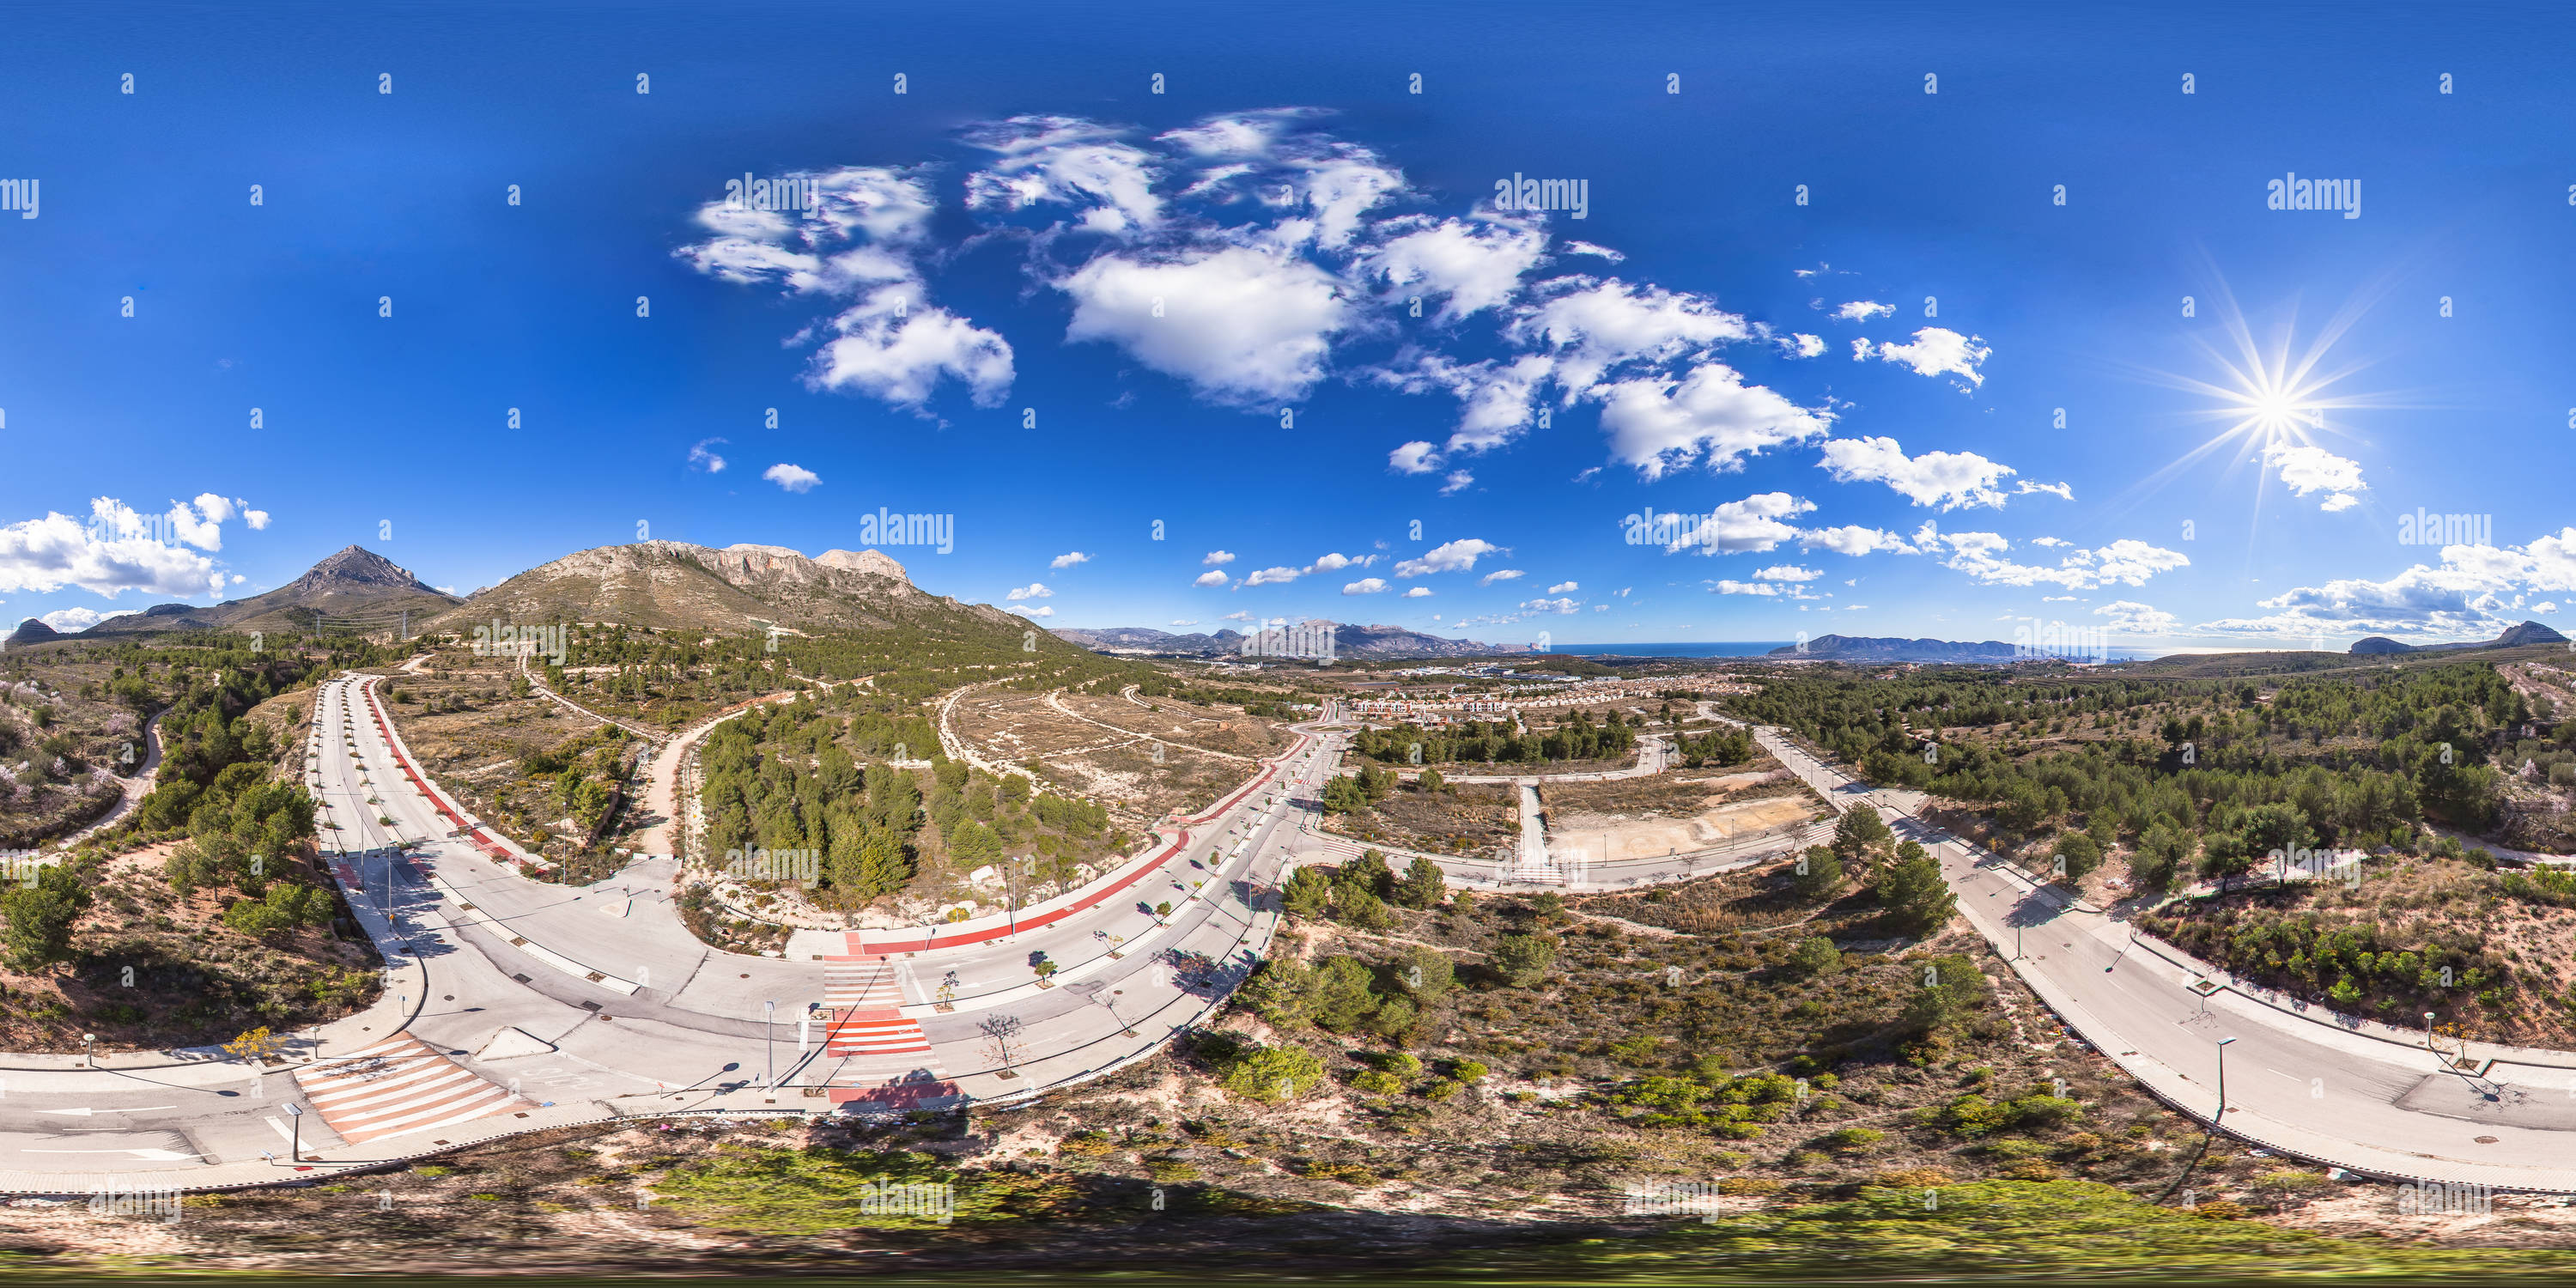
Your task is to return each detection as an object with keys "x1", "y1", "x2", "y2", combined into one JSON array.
[
  {"x1": 2348, "y1": 620, "x2": 2568, "y2": 655},
  {"x1": 1765, "y1": 634, "x2": 2026, "y2": 663},
  {"x1": 6, "y1": 542, "x2": 1042, "y2": 652},
  {"x1": 16, "y1": 546, "x2": 460, "y2": 644},
  {"x1": 1051, "y1": 623, "x2": 1518, "y2": 659},
  {"x1": 427, "y1": 541, "x2": 1028, "y2": 638}
]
